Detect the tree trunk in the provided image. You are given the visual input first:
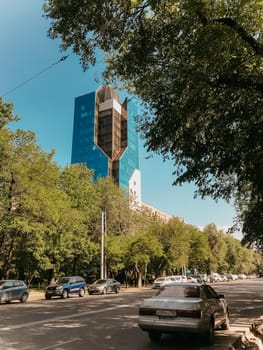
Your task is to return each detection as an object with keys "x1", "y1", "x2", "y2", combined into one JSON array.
[{"x1": 134, "y1": 262, "x2": 142, "y2": 288}]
